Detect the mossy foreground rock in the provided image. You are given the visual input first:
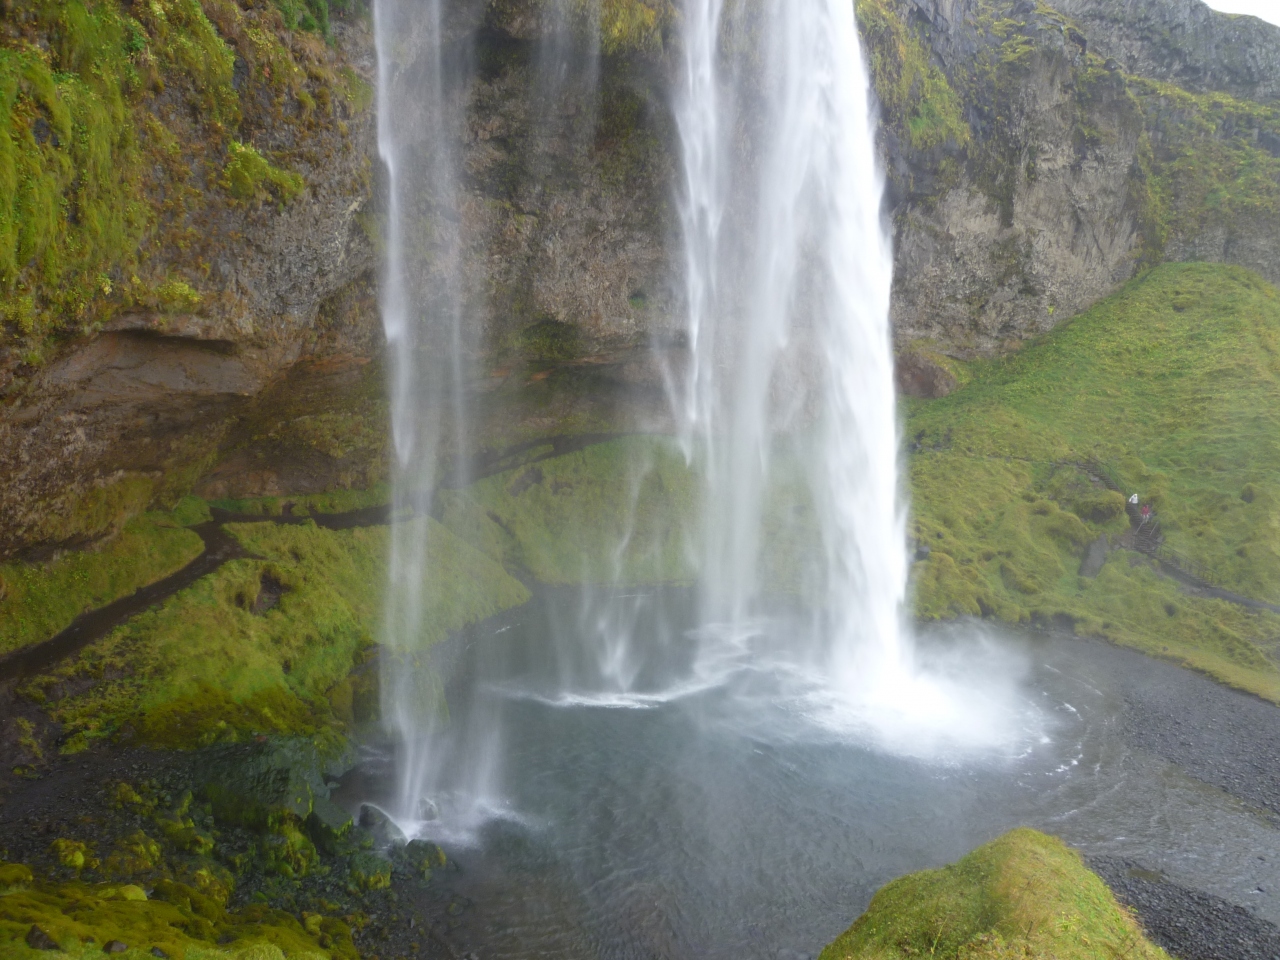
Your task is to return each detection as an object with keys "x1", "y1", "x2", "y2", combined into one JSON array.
[
  {"x1": 200, "y1": 737, "x2": 350, "y2": 828},
  {"x1": 820, "y1": 829, "x2": 1168, "y2": 960}
]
